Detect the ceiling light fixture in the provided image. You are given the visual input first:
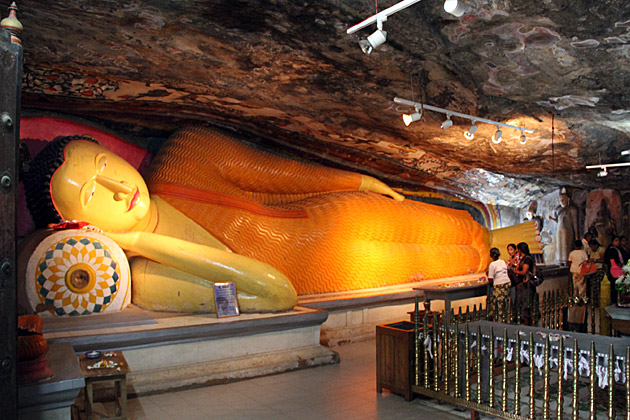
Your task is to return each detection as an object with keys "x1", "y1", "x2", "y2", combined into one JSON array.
[
  {"x1": 347, "y1": 0, "x2": 424, "y2": 54},
  {"x1": 443, "y1": 0, "x2": 467, "y2": 17},
  {"x1": 464, "y1": 122, "x2": 477, "y2": 140},
  {"x1": 394, "y1": 97, "x2": 534, "y2": 143},
  {"x1": 358, "y1": 18, "x2": 387, "y2": 55},
  {"x1": 402, "y1": 106, "x2": 422, "y2": 126},
  {"x1": 441, "y1": 115, "x2": 453, "y2": 130},
  {"x1": 586, "y1": 161, "x2": 630, "y2": 177},
  {"x1": 491, "y1": 126, "x2": 503, "y2": 144}
]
